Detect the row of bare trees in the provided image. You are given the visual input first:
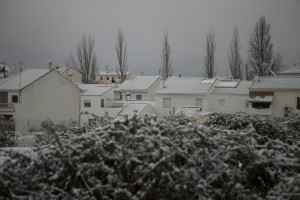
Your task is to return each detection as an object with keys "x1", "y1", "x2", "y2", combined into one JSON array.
[
  {"x1": 70, "y1": 30, "x2": 128, "y2": 84},
  {"x1": 71, "y1": 15, "x2": 284, "y2": 83}
]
